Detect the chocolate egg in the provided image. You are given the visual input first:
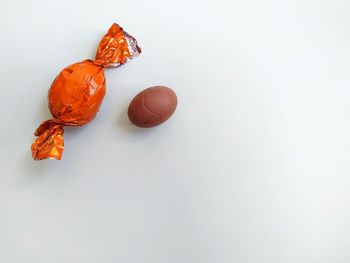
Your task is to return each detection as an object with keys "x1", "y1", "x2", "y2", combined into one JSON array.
[{"x1": 128, "y1": 86, "x2": 177, "y2": 128}]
